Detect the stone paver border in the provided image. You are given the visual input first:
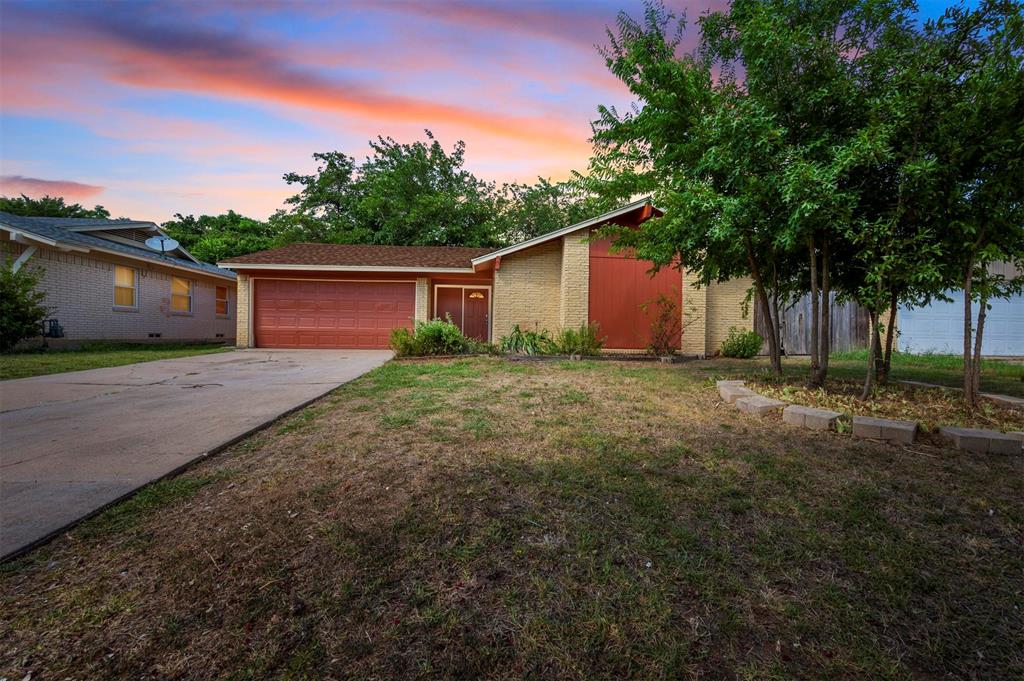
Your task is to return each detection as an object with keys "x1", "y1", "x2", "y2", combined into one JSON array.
[
  {"x1": 940, "y1": 427, "x2": 1023, "y2": 455},
  {"x1": 715, "y1": 378, "x2": 1021, "y2": 454},
  {"x1": 851, "y1": 416, "x2": 918, "y2": 444},
  {"x1": 782, "y1": 405, "x2": 842, "y2": 431}
]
